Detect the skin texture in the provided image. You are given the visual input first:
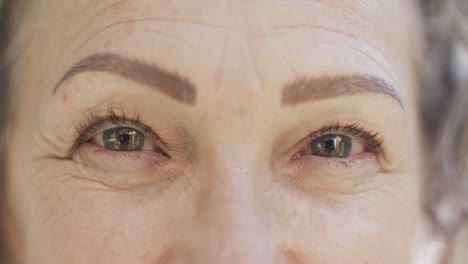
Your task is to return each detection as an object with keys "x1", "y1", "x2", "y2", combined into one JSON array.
[{"x1": 6, "y1": 0, "x2": 424, "y2": 263}]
